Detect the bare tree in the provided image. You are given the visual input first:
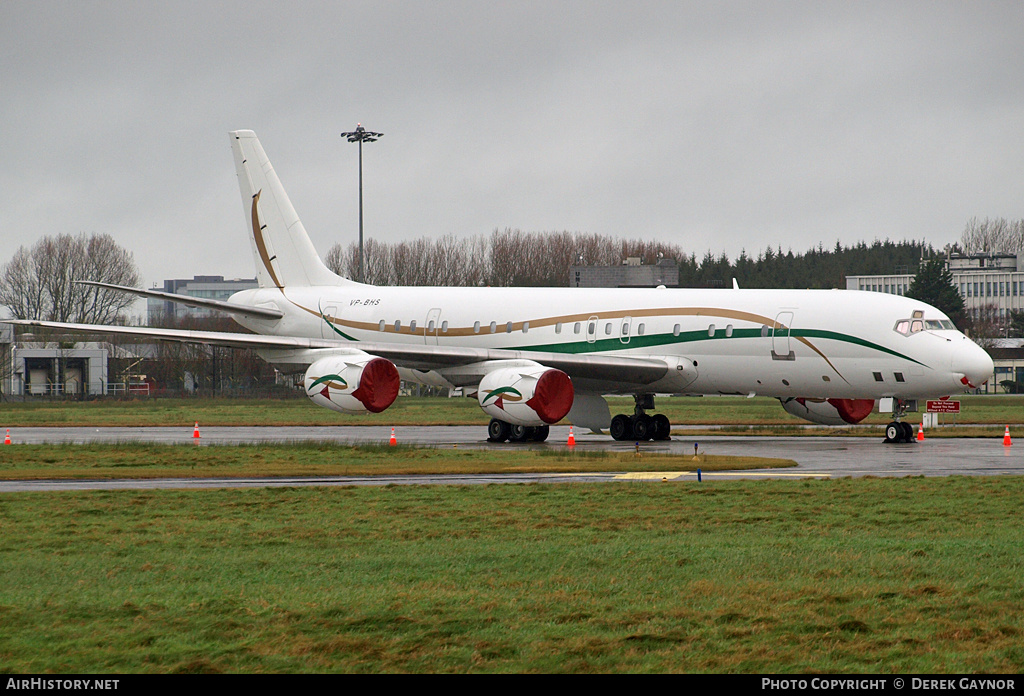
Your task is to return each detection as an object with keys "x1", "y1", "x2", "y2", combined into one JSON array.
[
  {"x1": 960, "y1": 217, "x2": 1024, "y2": 255},
  {"x1": 0, "y1": 233, "x2": 139, "y2": 323}
]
